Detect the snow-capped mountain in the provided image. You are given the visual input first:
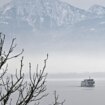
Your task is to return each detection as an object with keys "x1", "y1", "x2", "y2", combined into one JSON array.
[
  {"x1": 0, "y1": 0, "x2": 93, "y2": 32},
  {"x1": 70, "y1": 5, "x2": 105, "y2": 36},
  {"x1": 89, "y1": 4, "x2": 105, "y2": 17},
  {"x1": 0, "y1": 0, "x2": 105, "y2": 34}
]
